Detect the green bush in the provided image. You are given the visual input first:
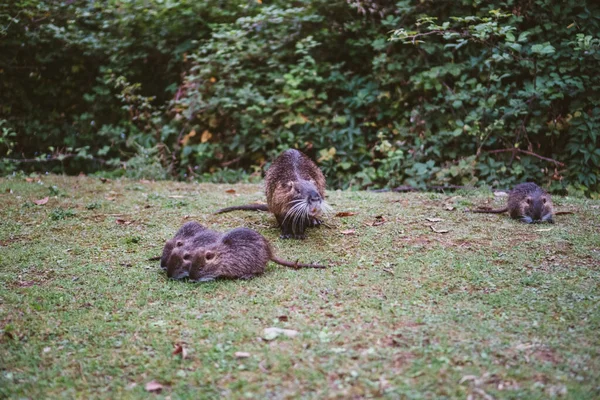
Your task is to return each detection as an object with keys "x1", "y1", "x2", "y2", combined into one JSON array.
[{"x1": 1, "y1": 0, "x2": 598, "y2": 196}]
